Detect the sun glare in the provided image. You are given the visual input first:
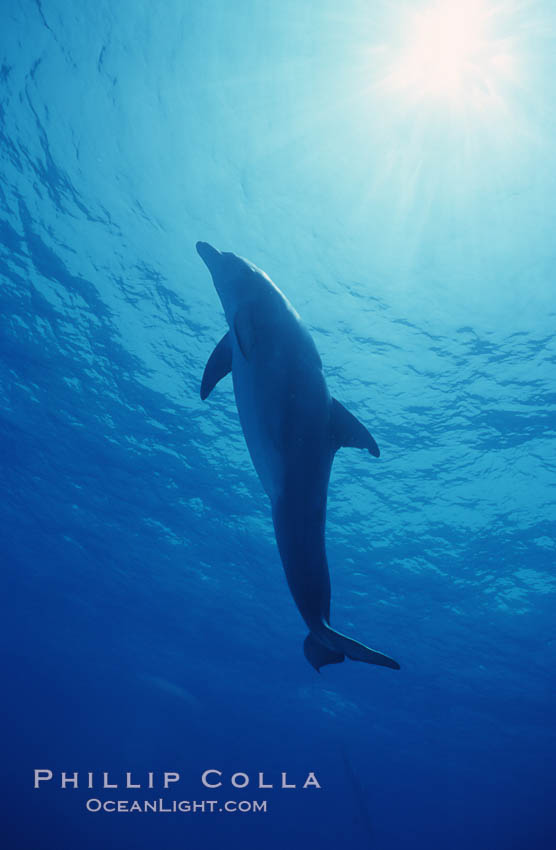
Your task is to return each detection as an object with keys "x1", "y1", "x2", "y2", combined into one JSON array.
[{"x1": 385, "y1": 0, "x2": 515, "y2": 105}]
